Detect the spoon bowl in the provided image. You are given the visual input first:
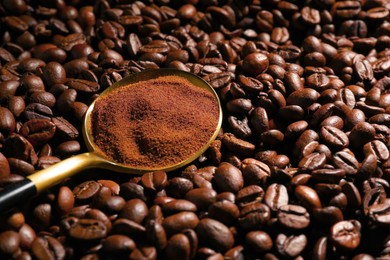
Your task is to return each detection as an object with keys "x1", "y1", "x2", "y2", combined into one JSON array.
[{"x1": 0, "y1": 68, "x2": 222, "y2": 211}]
